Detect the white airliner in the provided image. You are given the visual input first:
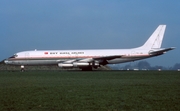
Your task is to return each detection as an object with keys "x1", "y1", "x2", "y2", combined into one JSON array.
[{"x1": 4, "y1": 25, "x2": 175, "y2": 70}]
